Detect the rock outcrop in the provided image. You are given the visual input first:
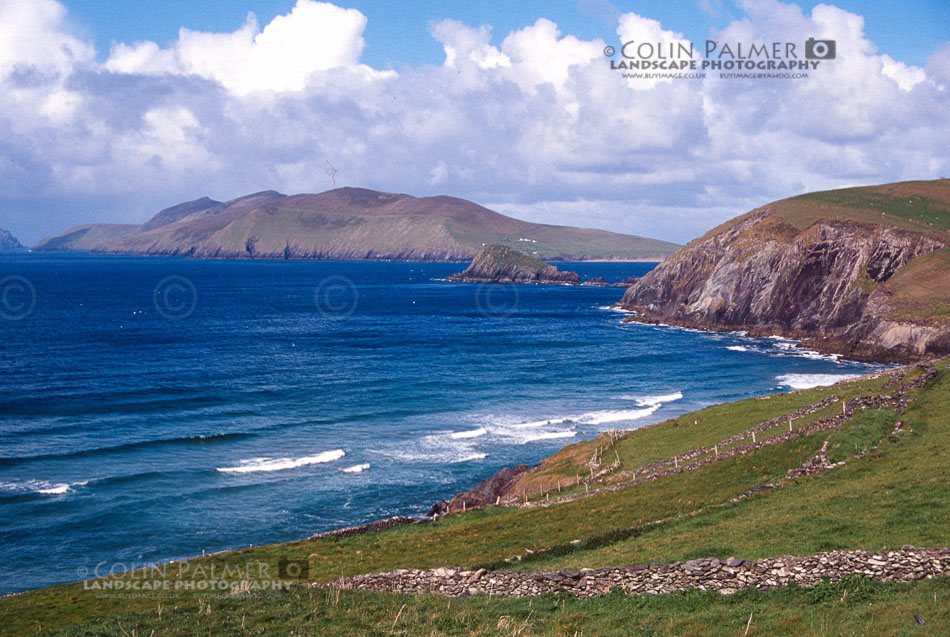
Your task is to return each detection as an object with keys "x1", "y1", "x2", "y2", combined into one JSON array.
[
  {"x1": 0, "y1": 227, "x2": 25, "y2": 251},
  {"x1": 618, "y1": 180, "x2": 950, "y2": 362},
  {"x1": 308, "y1": 516, "x2": 420, "y2": 540},
  {"x1": 447, "y1": 246, "x2": 581, "y2": 284},
  {"x1": 428, "y1": 464, "x2": 533, "y2": 516}
]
